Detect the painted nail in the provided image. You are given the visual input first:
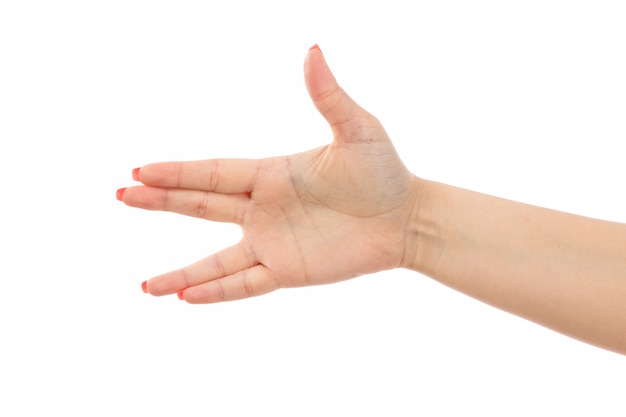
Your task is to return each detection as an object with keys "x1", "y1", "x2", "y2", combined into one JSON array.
[
  {"x1": 132, "y1": 167, "x2": 141, "y2": 181},
  {"x1": 116, "y1": 188, "x2": 126, "y2": 201},
  {"x1": 141, "y1": 281, "x2": 148, "y2": 293},
  {"x1": 309, "y1": 44, "x2": 321, "y2": 52},
  {"x1": 177, "y1": 290, "x2": 184, "y2": 300}
]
